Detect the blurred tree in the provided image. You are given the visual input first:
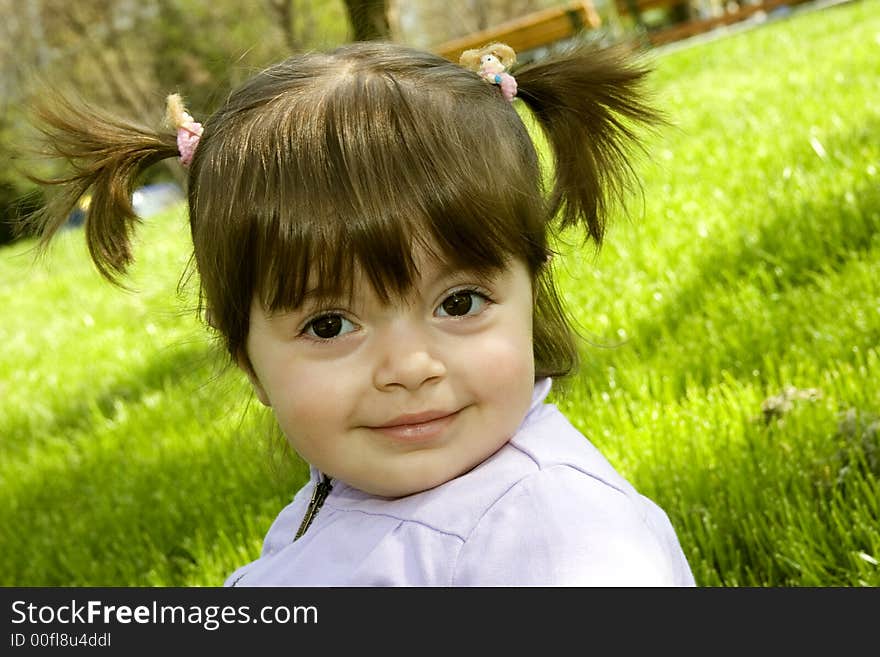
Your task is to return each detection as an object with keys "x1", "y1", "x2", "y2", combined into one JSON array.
[
  {"x1": 267, "y1": 0, "x2": 355, "y2": 50},
  {"x1": 0, "y1": 0, "x2": 353, "y2": 244},
  {"x1": 343, "y1": 0, "x2": 390, "y2": 40}
]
